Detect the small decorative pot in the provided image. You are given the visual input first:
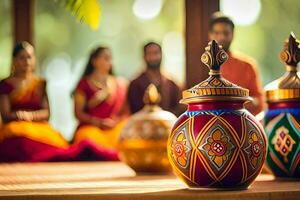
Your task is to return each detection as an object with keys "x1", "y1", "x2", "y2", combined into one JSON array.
[
  {"x1": 167, "y1": 40, "x2": 267, "y2": 189},
  {"x1": 118, "y1": 84, "x2": 177, "y2": 173},
  {"x1": 264, "y1": 33, "x2": 300, "y2": 178}
]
